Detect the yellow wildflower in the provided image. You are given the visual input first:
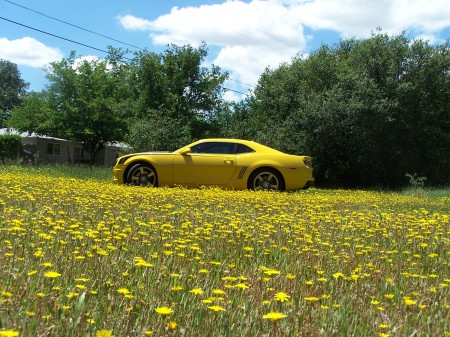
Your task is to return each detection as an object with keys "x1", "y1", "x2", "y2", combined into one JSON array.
[
  {"x1": 155, "y1": 306, "x2": 173, "y2": 315},
  {"x1": 262, "y1": 312, "x2": 287, "y2": 321}
]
